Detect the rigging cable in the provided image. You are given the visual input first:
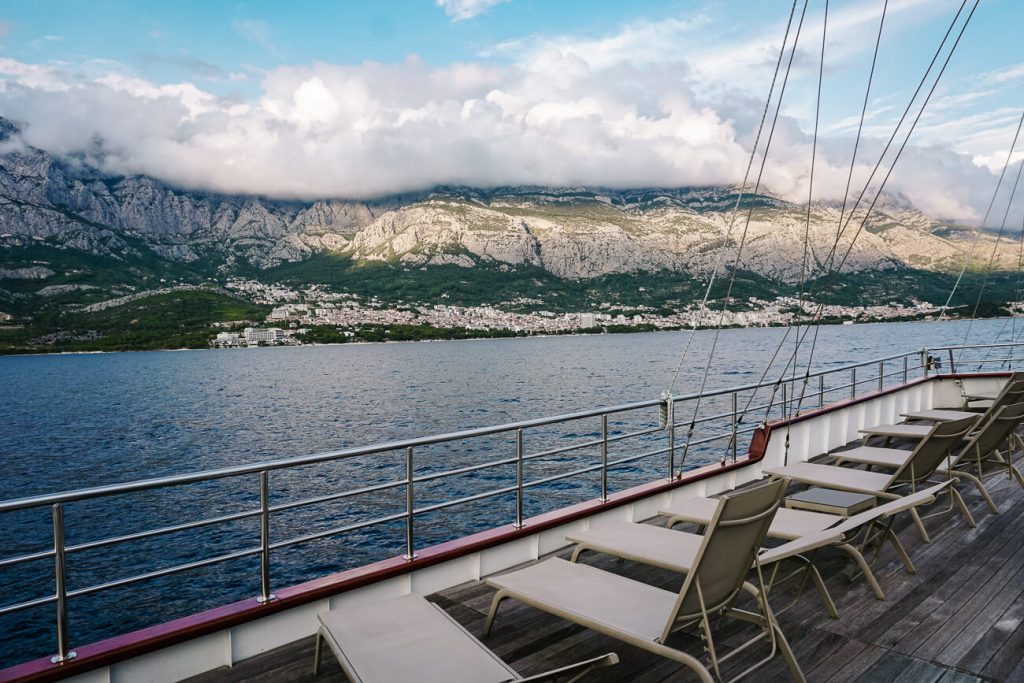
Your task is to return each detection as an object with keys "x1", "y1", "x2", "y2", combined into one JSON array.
[
  {"x1": 677, "y1": 0, "x2": 812, "y2": 471},
  {"x1": 665, "y1": 0, "x2": 800, "y2": 397},
  {"x1": 791, "y1": 0, "x2": 828, "y2": 408},
  {"x1": 784, "y1": 0, "x2": 886, "y2": 423},
  {"x1": 806, "y1": 0, "x2": 970, "y2": 288},
  {"x1": 783, "y1": 0, "x2": 828, "y2": 465},
  {"x1": 753, "y1": 0, "x2": 929, "y2": 423},
  {"x1": 940, "y1": 110, "x2": 1024, "y2": 323},
  {"x1": 963, "y1": 142, "x2": 1024, "y2": 345},
  {"x1": 734, "y1": 0, "x2": 879, "y2": 449},
  {"x1": 757, "y1": 0, "x2": 976, "y2": 421},
  {"x1": 1011, "y1": 212, "x2": 1024, "y2": 359},
  {"x1": 982, "y1": 210, "x2": 1024, "y2": 370},
  {"x1": 838, "y1": 0, "x2": 888, "y2": 233},
  {"x1": 792, "y1": 0, "x2": 980, "y2": 417}
]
